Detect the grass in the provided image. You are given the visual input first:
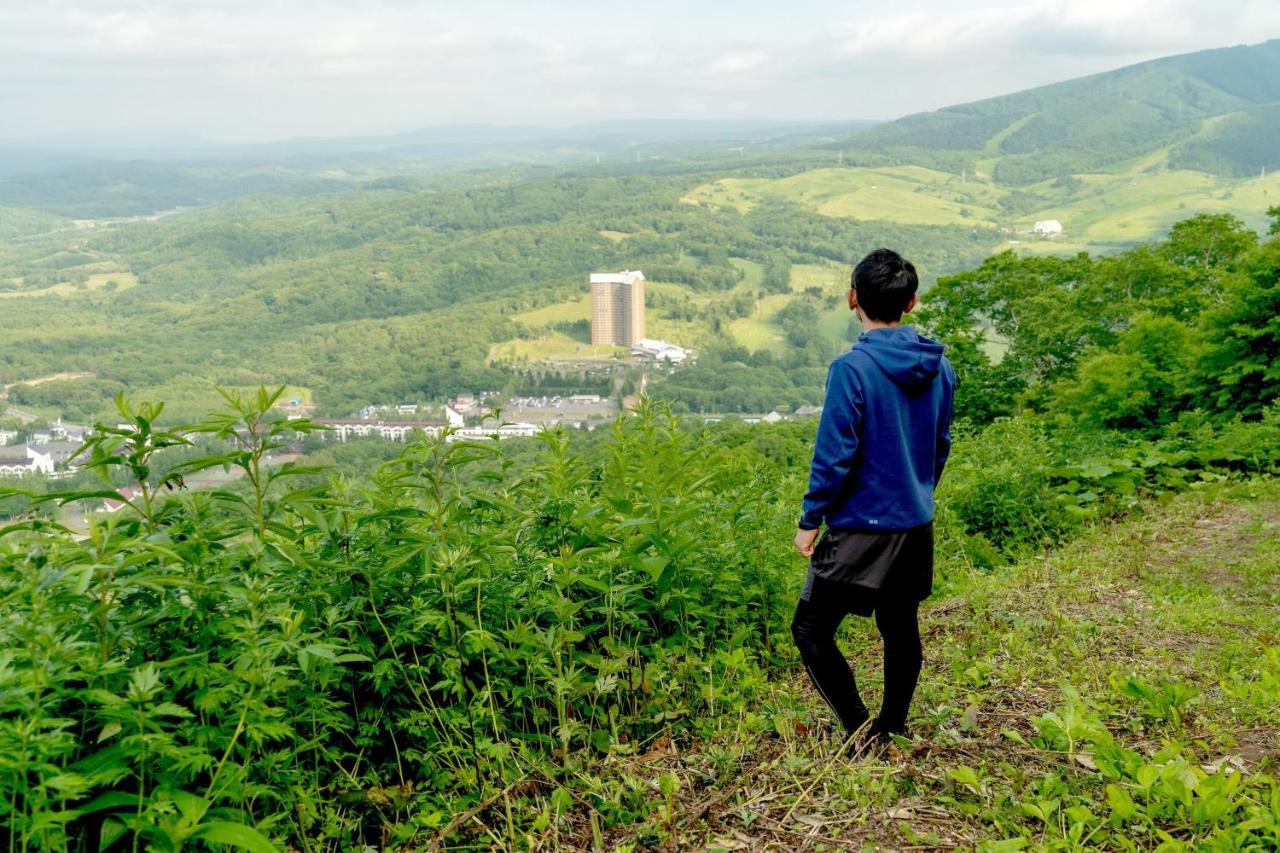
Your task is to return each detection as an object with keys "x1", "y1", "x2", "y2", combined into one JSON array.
[
  {"x1": 488, "y1": 332, "x2": 626, "y2": 364},
  {"x1": 0, "y1": 271, "x2": 138, "y2": 299},
  {"x1": 730, "y1": 257, "x2": 765, "y2": 289},
  {"x1": 645, "y1": 280, "x2": 704, "y2": 302},
  {"x1": 1053, "y1": 168, "x2": 1280, "y2": 242},
  {"x1": 1015, "y1": 154, "x2": 1280, "y2": 245},
  {"x1": 1023, "y1": 170, "x2": 1224, "y2": 243},
  {"x1": 513, "y1": 294, "x2": 592, "y2": 327},
  {"x1": 728, "y1": 293, "x2": 793, "y2": 352},
  {"x1": 790, "y1": 262, "x2": 845, "y2": 294},
  {"x1": 685, "y1": 156, "x2": 1279, "y2": 255},
  {"x1": 818, "y1": 308, "x2": 857, "y2": 346},
  {"x1": 559, "y1": 478, "x2": 1280, "y2": 849},
  {"x1": 720, "y1": 261, "x2": 848, "y2": 352},
  {"x1": 684, "y1": 166, "x2": 1008, "y2": 227}
]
